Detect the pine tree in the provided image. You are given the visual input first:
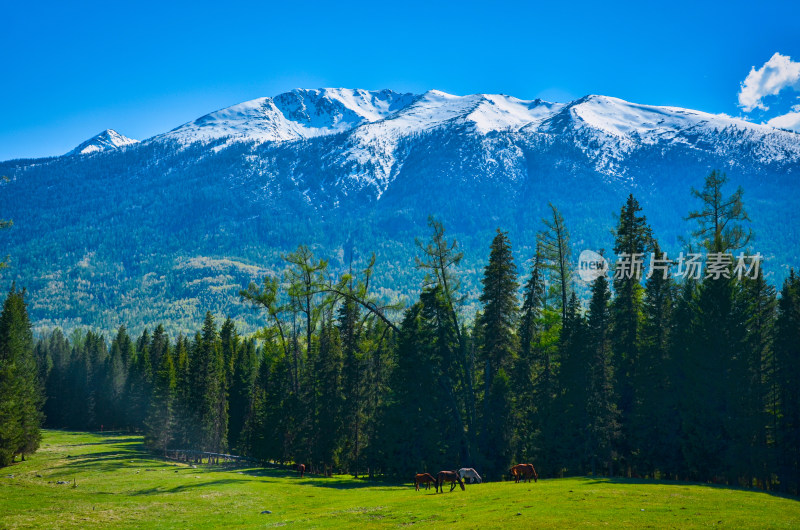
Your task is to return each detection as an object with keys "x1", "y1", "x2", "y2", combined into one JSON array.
[
  {"x1": 680, "y1": 172, "x2": 754, "y2": 483},
  {"x1": 84, "y1": 331, "x2": 108, "y2": 430},
  {"x1": 478, "y1": 229, "x2": 519, "y2": 478},
  {"x1": 128, "y1": 329, "x2": 153, "y2": 430},
  {"x1": 730, "y1": 270, "x2": 775, "y2": 487},
  {"x1": 380, "y1": 292, "x2": 462, "y2": 478},
  {"x1": 40, "y1": 329, "x2": 70, "y2": 428},
  {"x1": 314, "y1": 315, "x2": 344, "y2": 474},
  {"x1": 145, "y1": 347, "x2": 177, "y2": 455},
  {"x1": 479, "y1": 229, "x2": 519, "y2": 392},
  {"x1": 774, "y1": 271, "x2": 800, "y2": 494},
  {"x1": 611, "y1": 194, "x2": 651, "y2": 475},
  {"x1": 0, "y1": 287, "x2": 44, "y2": 465},
  {"x1": 682, "y1": 270, "x2": 738, "y2": 481},
  {"x1": 339, "y1": 295, "x2": 363, "y2": 476},
  {"x1": 150, "y1": 325, "x2": 169, "y2": 376},
  {"x1": 553, "y1": 293, "x2": 589, "y2": 475},
  {"x1": 586, "y1": 275, "x2": 619, "y2": 476},
  {"x1": 105, "y1": 326, "x2": 132, "y2": 430},
  {"x1": 62, "y1": 336, "x2": 92, "y2": 430},
  {"x1": 513, "y1": 245, "x2": 545, "y2": 462},
  {"x1": 415, "y1": 216, "x2": 476, "y2": 454},
  {"x1": 172, "y1": 334, "x2": 192, "y2": 448},
  {"x1": 228, "y1": 337, "x2": 256, "y2": 453},
  {"x1": 670, "y1": 278, "x2": 697, "y2": 480},
  {"x1": 686, "y1": 169, "x2": 752, "y2": 253},
  {"x1": 634, "y1": 242, "x2": 679, "y2": 477},
  {"x1": 538, "y1": 203, "x2": 572, "y2": 320},
  {"x1": 196, "y1": 312, "x2": 228, "y2": 453}
]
